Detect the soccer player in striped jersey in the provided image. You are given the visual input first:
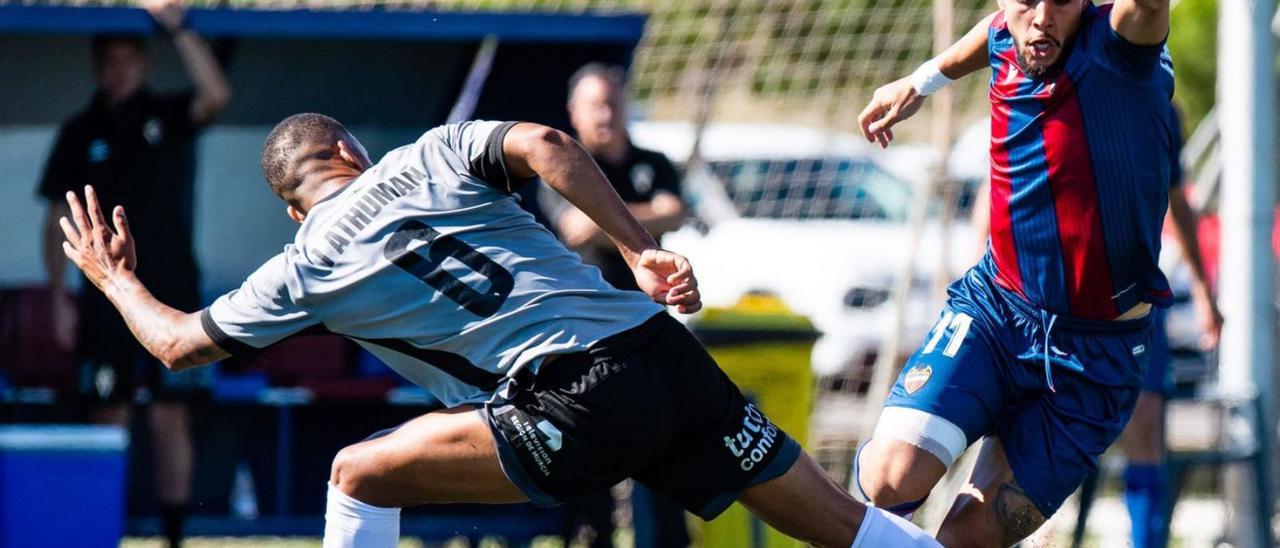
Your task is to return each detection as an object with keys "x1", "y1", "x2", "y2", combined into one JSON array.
[
  {"x1": 855, "y1": 0, "x2": 1177, "y2": 545},
  {"x1": 58, "y1": 116, "x2": 941, "y2": 547}
]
